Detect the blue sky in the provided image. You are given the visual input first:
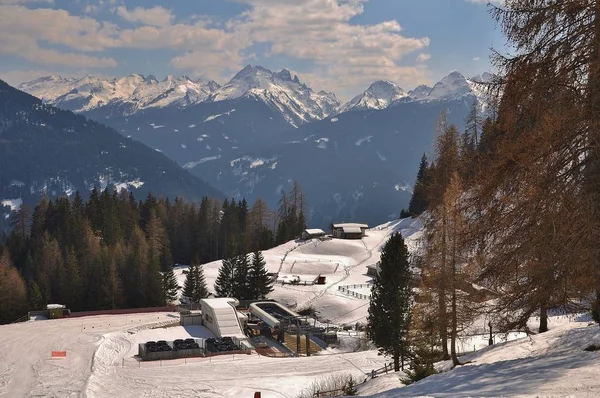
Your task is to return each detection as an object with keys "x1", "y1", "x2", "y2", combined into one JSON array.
[{"x1": 0, "y1": 0, "x2": 505, "y2": 100}]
